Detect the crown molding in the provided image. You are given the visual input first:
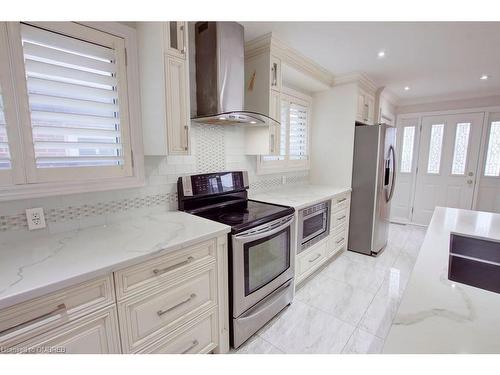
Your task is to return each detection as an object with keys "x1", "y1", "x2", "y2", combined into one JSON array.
[
  {"x1": 245, "y1": 32, "x2": 335, "y2": 88},
  {"x1": 333, "y1": 72, "x2": 378, "y2": 94},
  {"x1": 397, "y1": 88, "x2": 500, "y2": 107}
]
